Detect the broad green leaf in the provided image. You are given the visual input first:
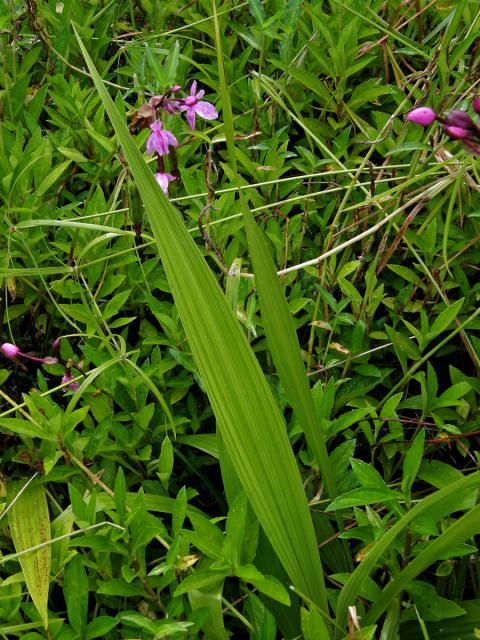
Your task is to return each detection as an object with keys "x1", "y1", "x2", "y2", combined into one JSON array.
[
  {"x1": 176, "y1": 434, "x2": 218, "y2": 458},
  {"x1": 175, "y1": 569, "x2": 229, "y2": 596},
  {"x1": 326, "y1": 488, "x2": 401, "y2": 511},
  {"x1": 188, "y1": 575, "x2": 228, "y2": 640},
  {"x1": 222, "y1": 491, "x2": 258, "y2": 567},
  {"x1": 235, "y1": 565, "x2": 290, "y2": 605},
  {"x1": 8, "y1": 479, "x2": 51, "y2": 629},
  {"x1": 350, "y1": 459, "x2": 389, "y2": 490},
  {"x1": 35, "y1": 160, "x2": 71, "y2": 197},
  {"x1": 301, "y1": 606, "x2": 331, "y2": 639},
  {"x1": 64, "y1": 555, "x2": 88, "y2": 634},
  {"x1": 242, "y1": 208, "x2": 337, "y2": 500},
  {"x1": 85, "y1": 616, "x2": 119, "y2": 640},
  {"x1": 427, "y1": 298, "x2": 464, "y2": 342},
  {"x1": 401, "y1": 429, "x2": 425, "y2": 499},
  {"x1": 158, "y1": 435, "x2": 174, "y2": 490},
  {"x1": 74, "y1": 27, "x2": 328, "y2": 614},
  {"x1": 214, "y1": 0, "x2": 341, "y2": 576}
]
